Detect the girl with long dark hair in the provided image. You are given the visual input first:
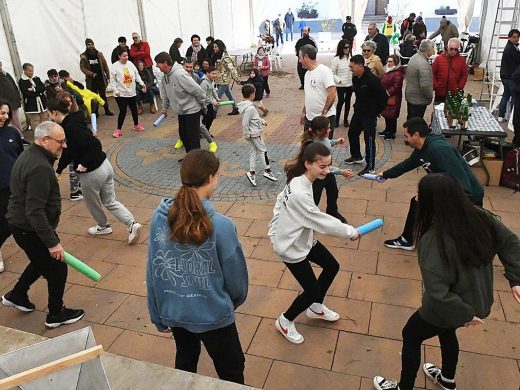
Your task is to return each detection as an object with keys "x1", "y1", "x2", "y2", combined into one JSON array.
[
  {"x1": 147, "y1": 150, "x2": 248, "y2": 384},
  {"x1": 374, "y1": 173, "x2": 520, "y2": 390},
  {"x1": 268, "y1": 142, "x2": 359, "y2": 344},
  {"x1": 330, "y1": 39, "x2": 353, "y2": 127}
]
